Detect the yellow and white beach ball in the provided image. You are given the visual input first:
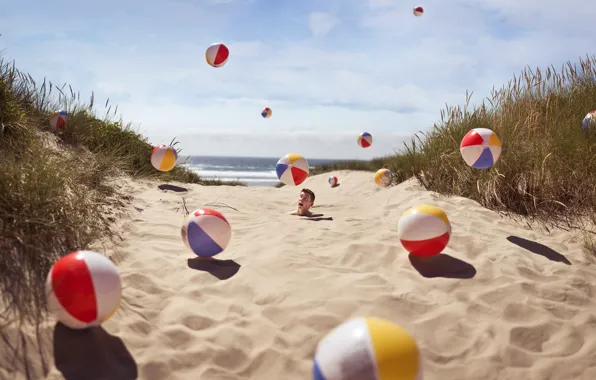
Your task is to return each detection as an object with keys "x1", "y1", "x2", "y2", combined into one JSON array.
[
  {"x1": 313, "y1": 317, "x2": 422, "y2": 380},
  {"x1": 276, "y1": 153, "x2": 310, "y2": 186},
  {"x1": 151, "y1": 144, "x2": 178, "y2": 172},
  {"x1": 374, "y1": 168, "x2": 393, "y2": 187},
  {"x1": 397, "y1": 204, "x2": 451, "y2": 257}
]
